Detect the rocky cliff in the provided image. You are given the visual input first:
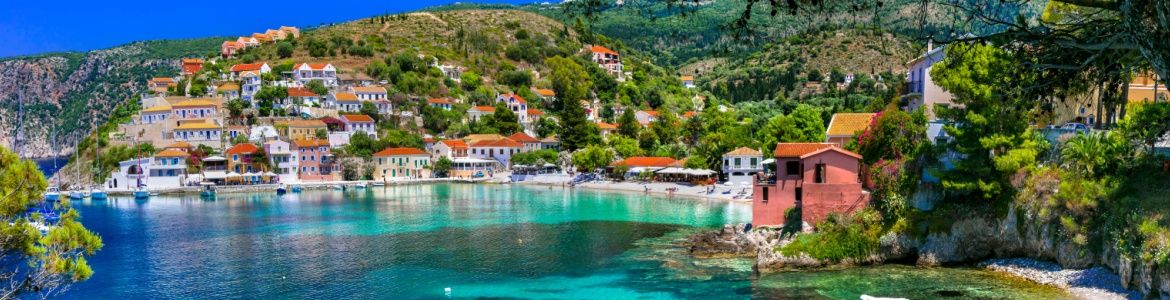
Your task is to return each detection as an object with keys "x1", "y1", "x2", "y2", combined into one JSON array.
[{"x1": 0, "y1": 39, "x2": 217, "y2": 158}]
